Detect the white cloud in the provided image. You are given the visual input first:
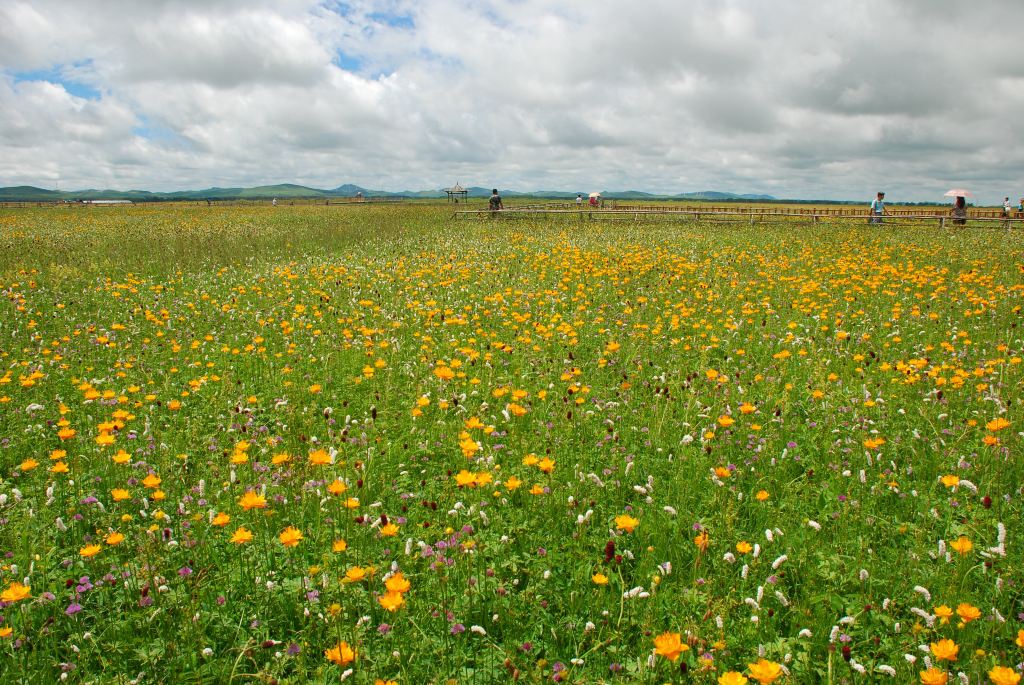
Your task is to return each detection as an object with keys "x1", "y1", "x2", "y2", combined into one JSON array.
[{"x1": 0, "y1": 0, "x2": 1021, "y2": 203}]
